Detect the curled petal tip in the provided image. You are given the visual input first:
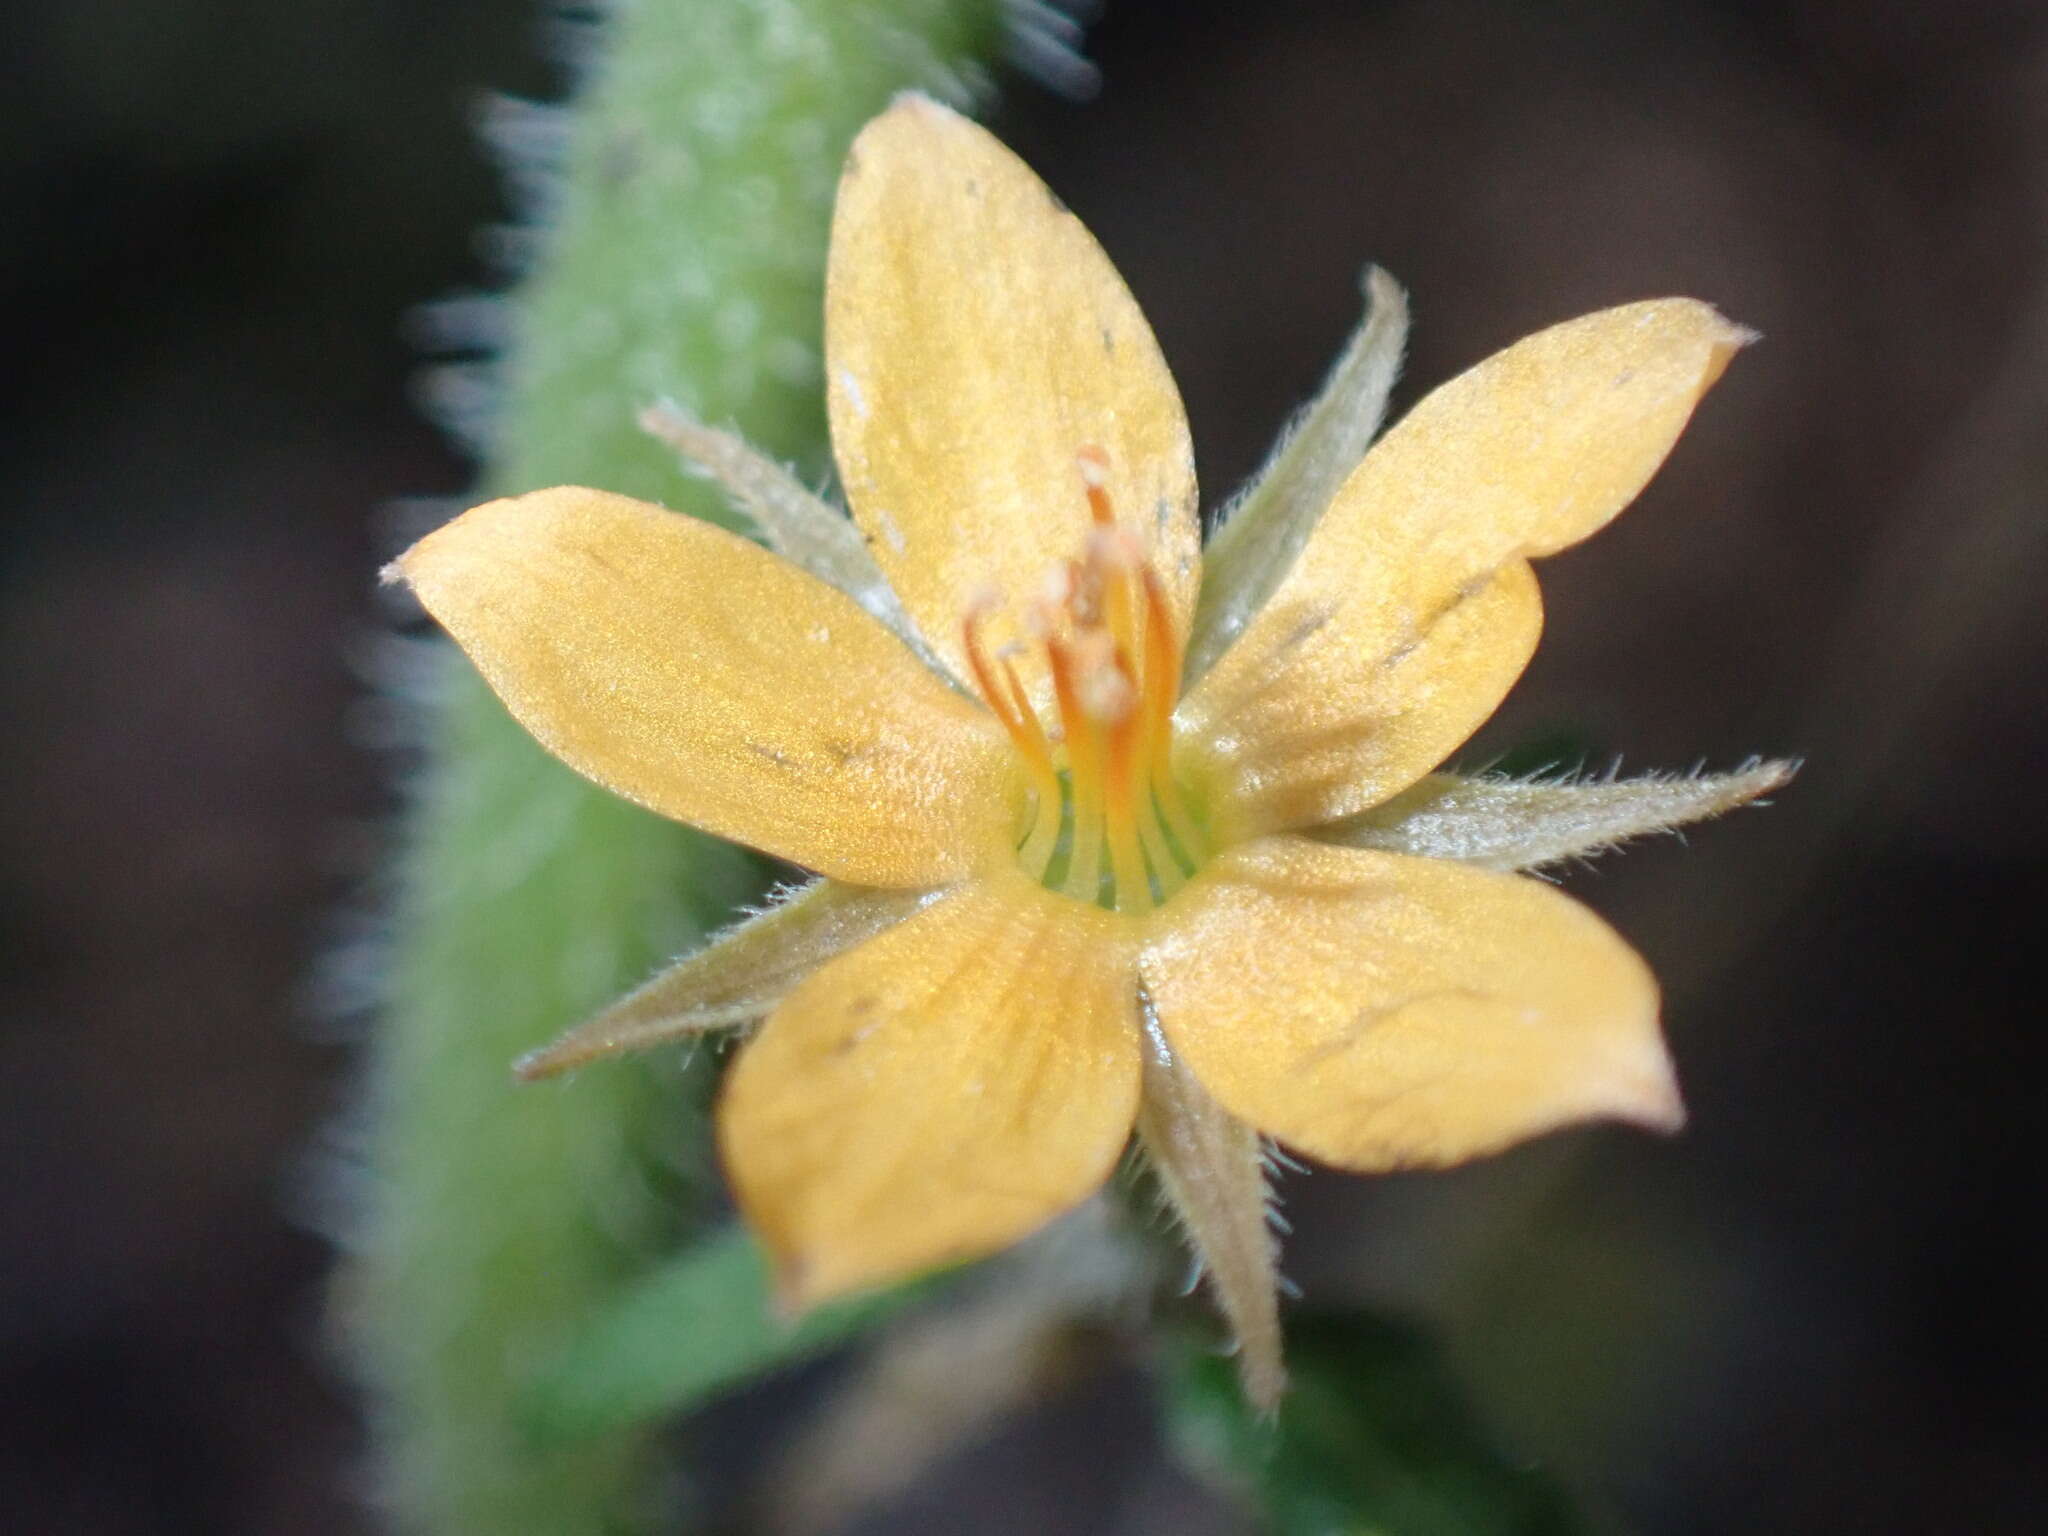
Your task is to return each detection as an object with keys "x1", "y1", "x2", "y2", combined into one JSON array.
[
  {"x1": 1701, "y1": 308, "x2": 1762, "y2": 387},
  {"x1": 1611, "y1": 1043, "x2": 1688, "y2": 1134}
]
